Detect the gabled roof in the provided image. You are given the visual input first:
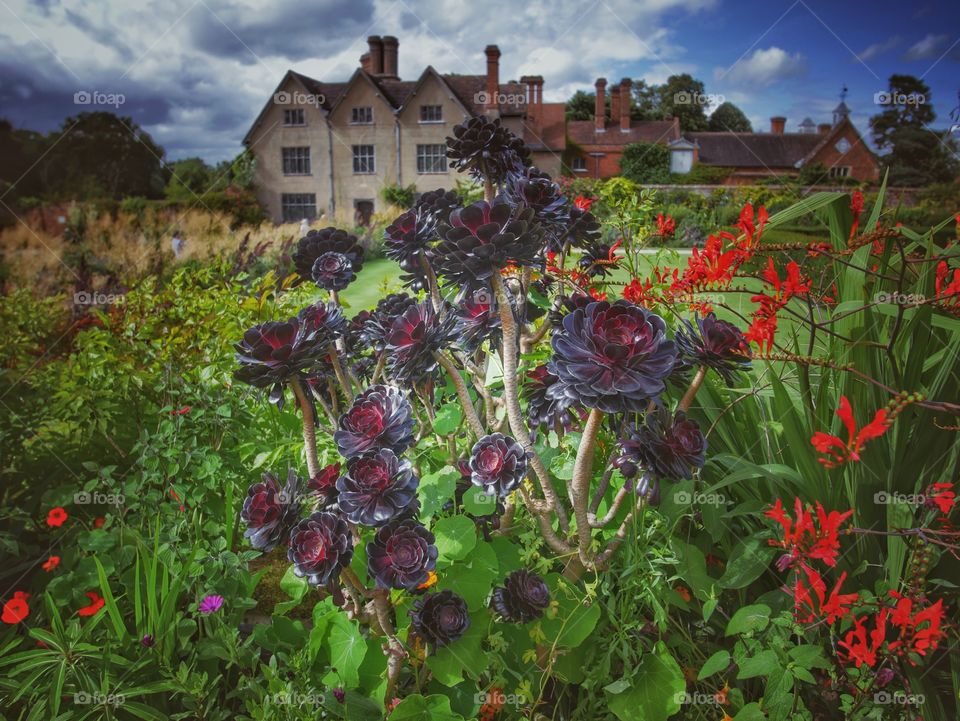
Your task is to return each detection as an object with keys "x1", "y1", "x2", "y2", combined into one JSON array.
[
  {"x1": 567, "y1": 119, "x2": 681, "y2": 148},
  {"x1": 243, "y1": 70, "x2": 346, "y2": 145},
  {"x1": 395, "y1": 66, "x2": 475, "y2": 118},
  {"x1": 325, "y1": 68, "x2": 407, "y2": 117},
  {"x1": 685, "y1": 131, "x2": 824, "y2": 168}
]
